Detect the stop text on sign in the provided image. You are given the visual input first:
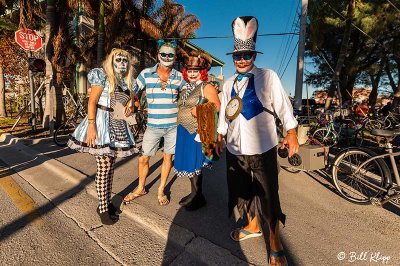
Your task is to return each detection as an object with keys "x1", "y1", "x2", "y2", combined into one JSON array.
[{"x1": 15, "y1": 29, "x2": 43, "y2": 52}]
